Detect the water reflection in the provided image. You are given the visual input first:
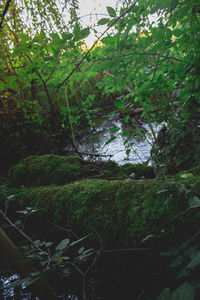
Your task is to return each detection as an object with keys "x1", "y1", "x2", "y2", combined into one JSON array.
[
  {"x1": 0, "y1": 273, "x2": 80, "y2": 299},
  {"x1": 0, "y1": 274, "x2": 36, "y2": 300},
  {"x1": 75, "y1": 114, "x2": 162, "y2": 165}
]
